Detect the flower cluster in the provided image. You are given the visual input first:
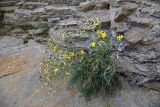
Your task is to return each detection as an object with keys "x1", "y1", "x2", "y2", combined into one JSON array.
[
  {"x1": 117, "y1": 34, "x2": 123, "y2": 41},
  {"x1": 80, "y1": 17, "x2": 100, "y2": 30}
]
